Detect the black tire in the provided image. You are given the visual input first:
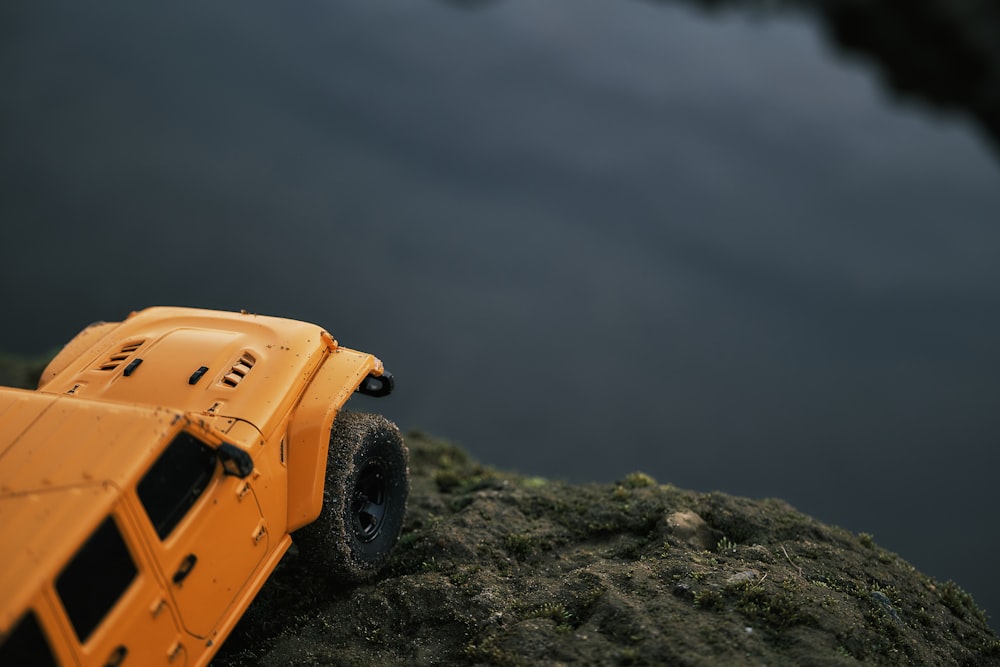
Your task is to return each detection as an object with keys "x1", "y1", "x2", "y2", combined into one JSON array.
[{"x1": 297, "y1": 411, "x2": 408, "y2": 581}]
